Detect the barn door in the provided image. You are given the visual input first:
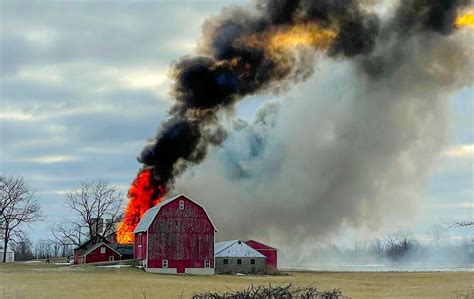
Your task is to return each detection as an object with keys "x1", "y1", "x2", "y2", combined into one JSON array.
[{"x1": 176, "y1": 261, "x2": 185, "y2": 273}]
